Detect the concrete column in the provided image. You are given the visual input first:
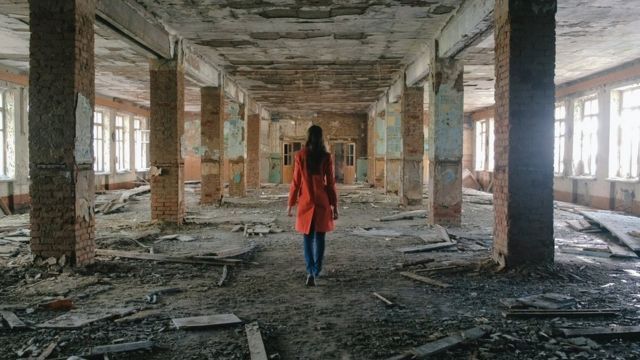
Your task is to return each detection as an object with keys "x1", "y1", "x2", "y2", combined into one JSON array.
[
  {"x1": 492, "y1": 0, "x2": 557, "y2": 267},
  {"x1": 385, "y1": 100, "x2": 402, "y2": 194},
  {"x1": 227, "y1": 101, "x2": 246, "y2": 197},
  {"x1": 367, "y1": 113, "x2": 375, "y2": 185},
  {"x1": 200, "y1": 86, "x2": 224, "y2": 204},
  {"x1": 149, "y1": 58, "x2": 185, "y2": 223},
  {"x1": 246, "y1": 113, "x2": 261, "y2": 190},
  {"x1": 428, "y1": 56, "x2": 463, "y2": 226},
  {"x1": 28, "y1": 0, "x2": 96, "y2": 266},
  {"x1": 374, "y1": 110, "x2": 386, "y2": 188},
  {"x1": 401, "y1": 86, "x2": 424, "y2": 205}
]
